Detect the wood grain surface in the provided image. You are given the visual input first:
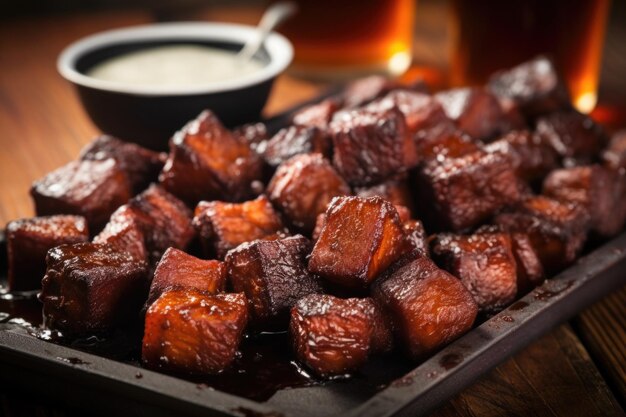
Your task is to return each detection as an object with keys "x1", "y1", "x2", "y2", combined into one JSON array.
[{"x1": 0, "y1": 4, "x2": 625, "y2": 417}]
